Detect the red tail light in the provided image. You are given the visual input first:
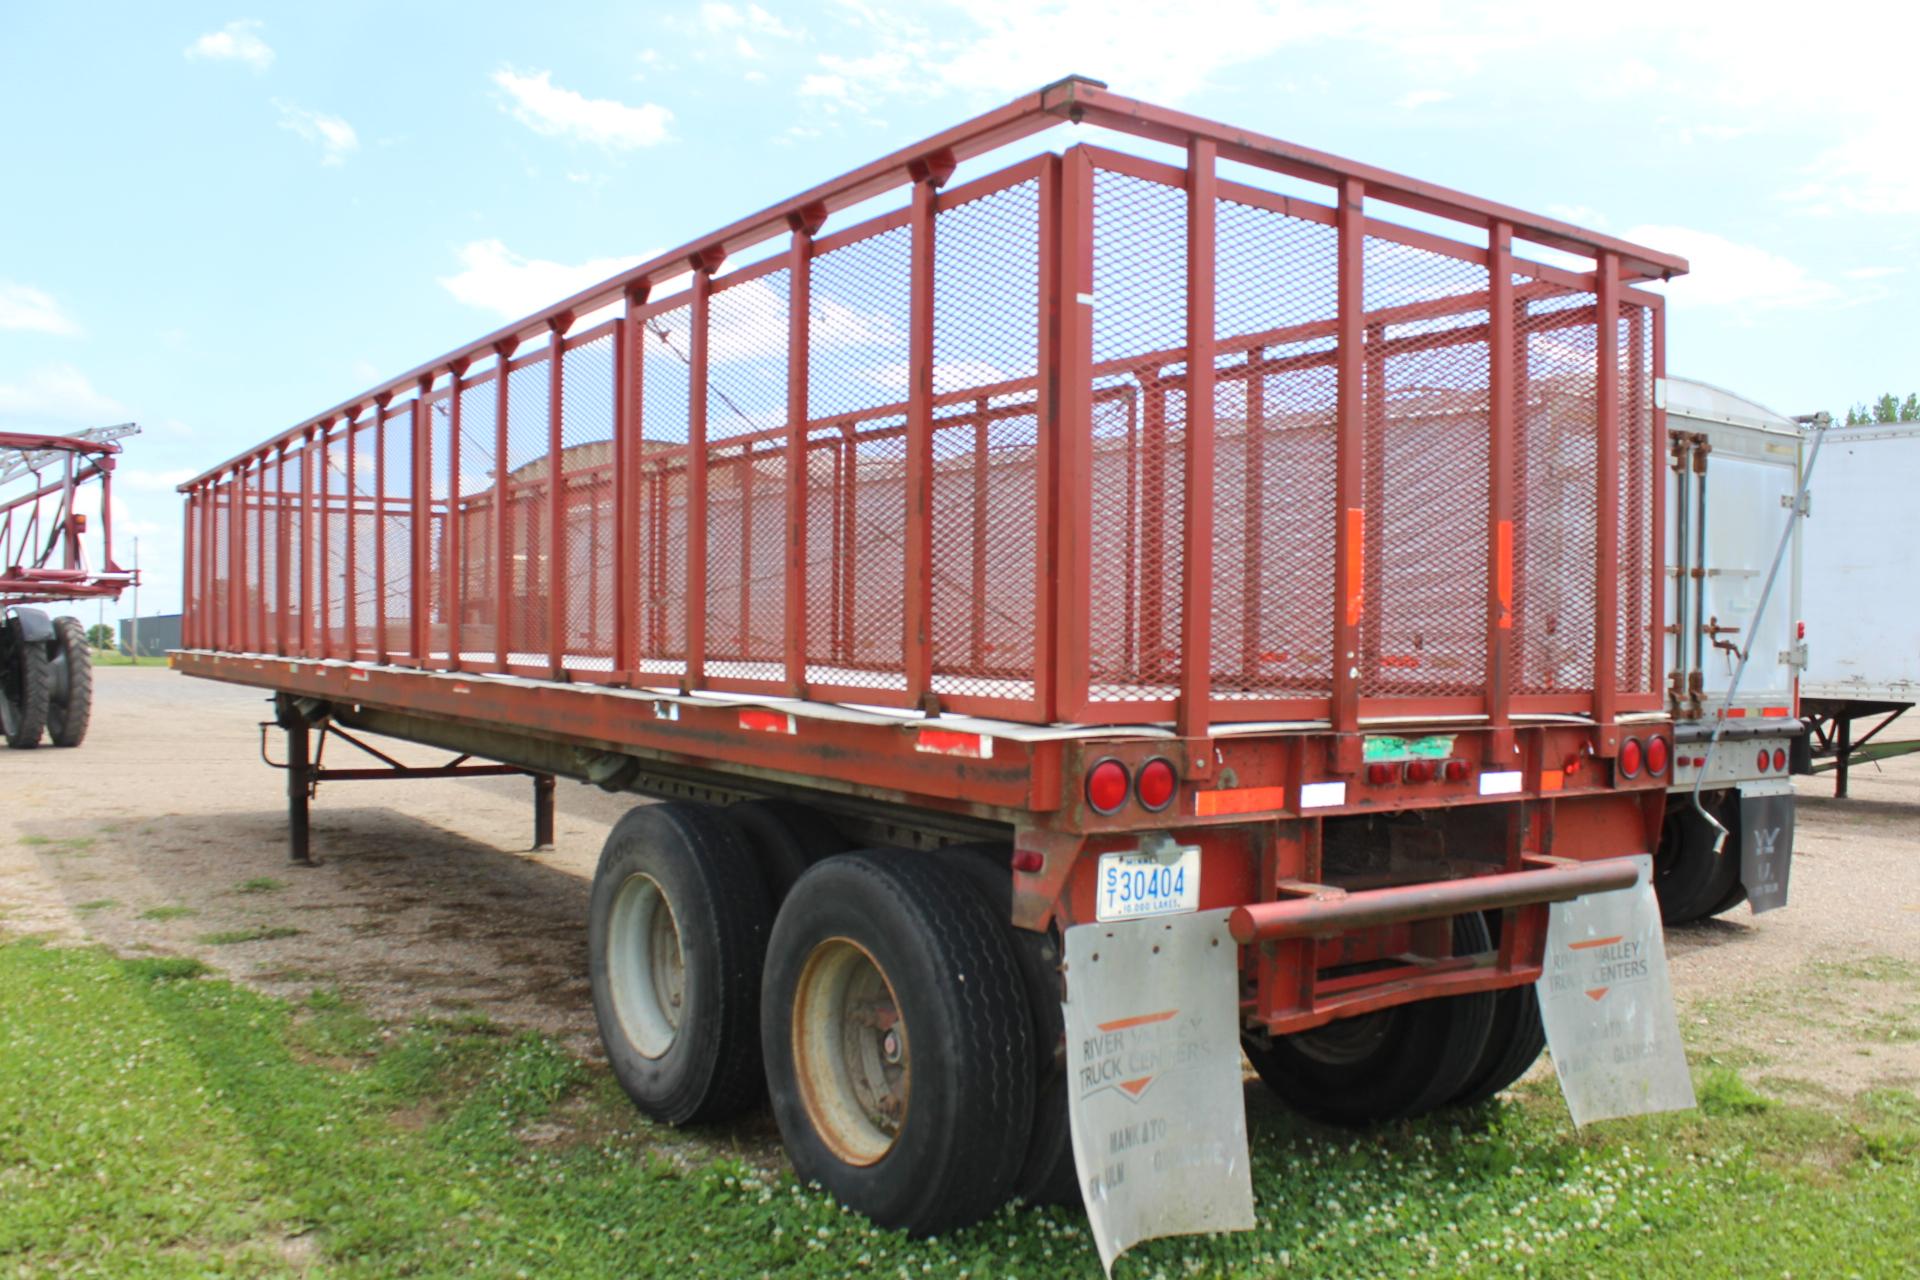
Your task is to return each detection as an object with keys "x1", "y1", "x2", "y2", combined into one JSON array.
[
  {"x1": 1756, "y1": 748, "x2": 1770, "y2": 773},
  {"x1": 1646, "y1": 736, "x2": 1669, "y2": 775},
  {"x1": 1773, "y1": 747, "x2": 1787, "y2": 773},
  {"x1": 1086, "y1": 758, "x2": 1130, "y2": 815},
  {"x1": 1366, "y1": 762, "x2": 1394, "y2": 785},
  {"x1": 1618, "y1": 737, "x2": 1643, "y2": 778},
  {"x1": 1403, "y1": 759, "x2": 1435, "y2": 784},
  {"x1": 1010, "y1": 848, "x2": 1044, "y2": 873},
  {"x1": 1443, "y1": 758, "x2": 1471, "y2": 783},
  {"x1": 1136, "y1": 757, "x2": 1177, "y2": 811}
]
